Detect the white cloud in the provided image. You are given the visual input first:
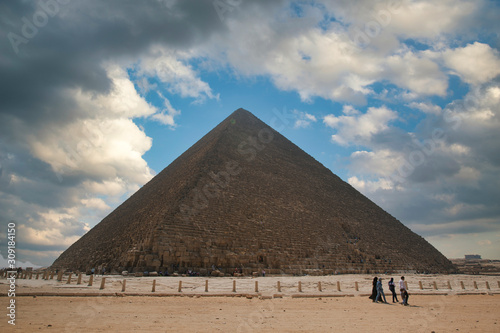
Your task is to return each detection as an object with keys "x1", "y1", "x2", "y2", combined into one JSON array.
[
  {"x1": 349, "y1": 149, "x2": 403, "y2": 178},
  {"x1": 386, "y1": 0, "x2": 478, "y2": 41},
  {"x1": 207, "y1": 8, "x2": 383, "y2": 104},
  {"x1": 81, "y1": 198, "x2": 111, "y2": 211},
  {"x1": 294, "y1": 120, "x2": 310, "y2": 128},
  {"x1": 29, "y1": 116, "x2": 154, "y2": 187},
  {"x1": 0, "y1": 63, "x2": 158, "y2": 265},
  {"x1": 91, "y1": 64, "x2": 158, "y2": 118},
  {"x1": 259, "y1": 29, "x2": 377, "y2": 104},
  {"x1": 305, "y1": 113, "x2": 317, "y2": 122},
  {"x1": 136, "y1": 77, "x2": 158, "y2": 94},
  {"x1": 321, "y1": 0, "x2": 481, "y2": 46},
  {"x1": 443, "y1": 42, "x2": 500, "y2": 84},
  {"x1": 293, "y1": 110, "x2": 318, "y2": 128},
  {"x1": 151, "y1": 91, "x2": 181, "y2": 127},
  {"x1": 448, "y1": 144, "x2": 470, "y2": 156},
  {"x1": 407, "y1": 101, "x2": 442, "y2": 115},
  {"x1": 203, "y1": 1, "x2": 482, "y2": 104},
  {"x1": 23, "y1": 65, "x2": 156, "y2": 192},
  {"x1": 342, "y1": 105, "x2": 360, "y2": 115},
  {"x1": 18, "y1": 226, "x2": 81, "y2": 248},
  {"x1": 383, "y1": 51, "x2": 448, "y2": 96},
  {"x1": 348, "y1": 176, "x2": 394, "y2": 192},
  {"x1": 138, "y1": 47, "x2": 218, "y2": 102},
  {"x1": 323, "y1": 106, "x2": 398, "y2": 146}
]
